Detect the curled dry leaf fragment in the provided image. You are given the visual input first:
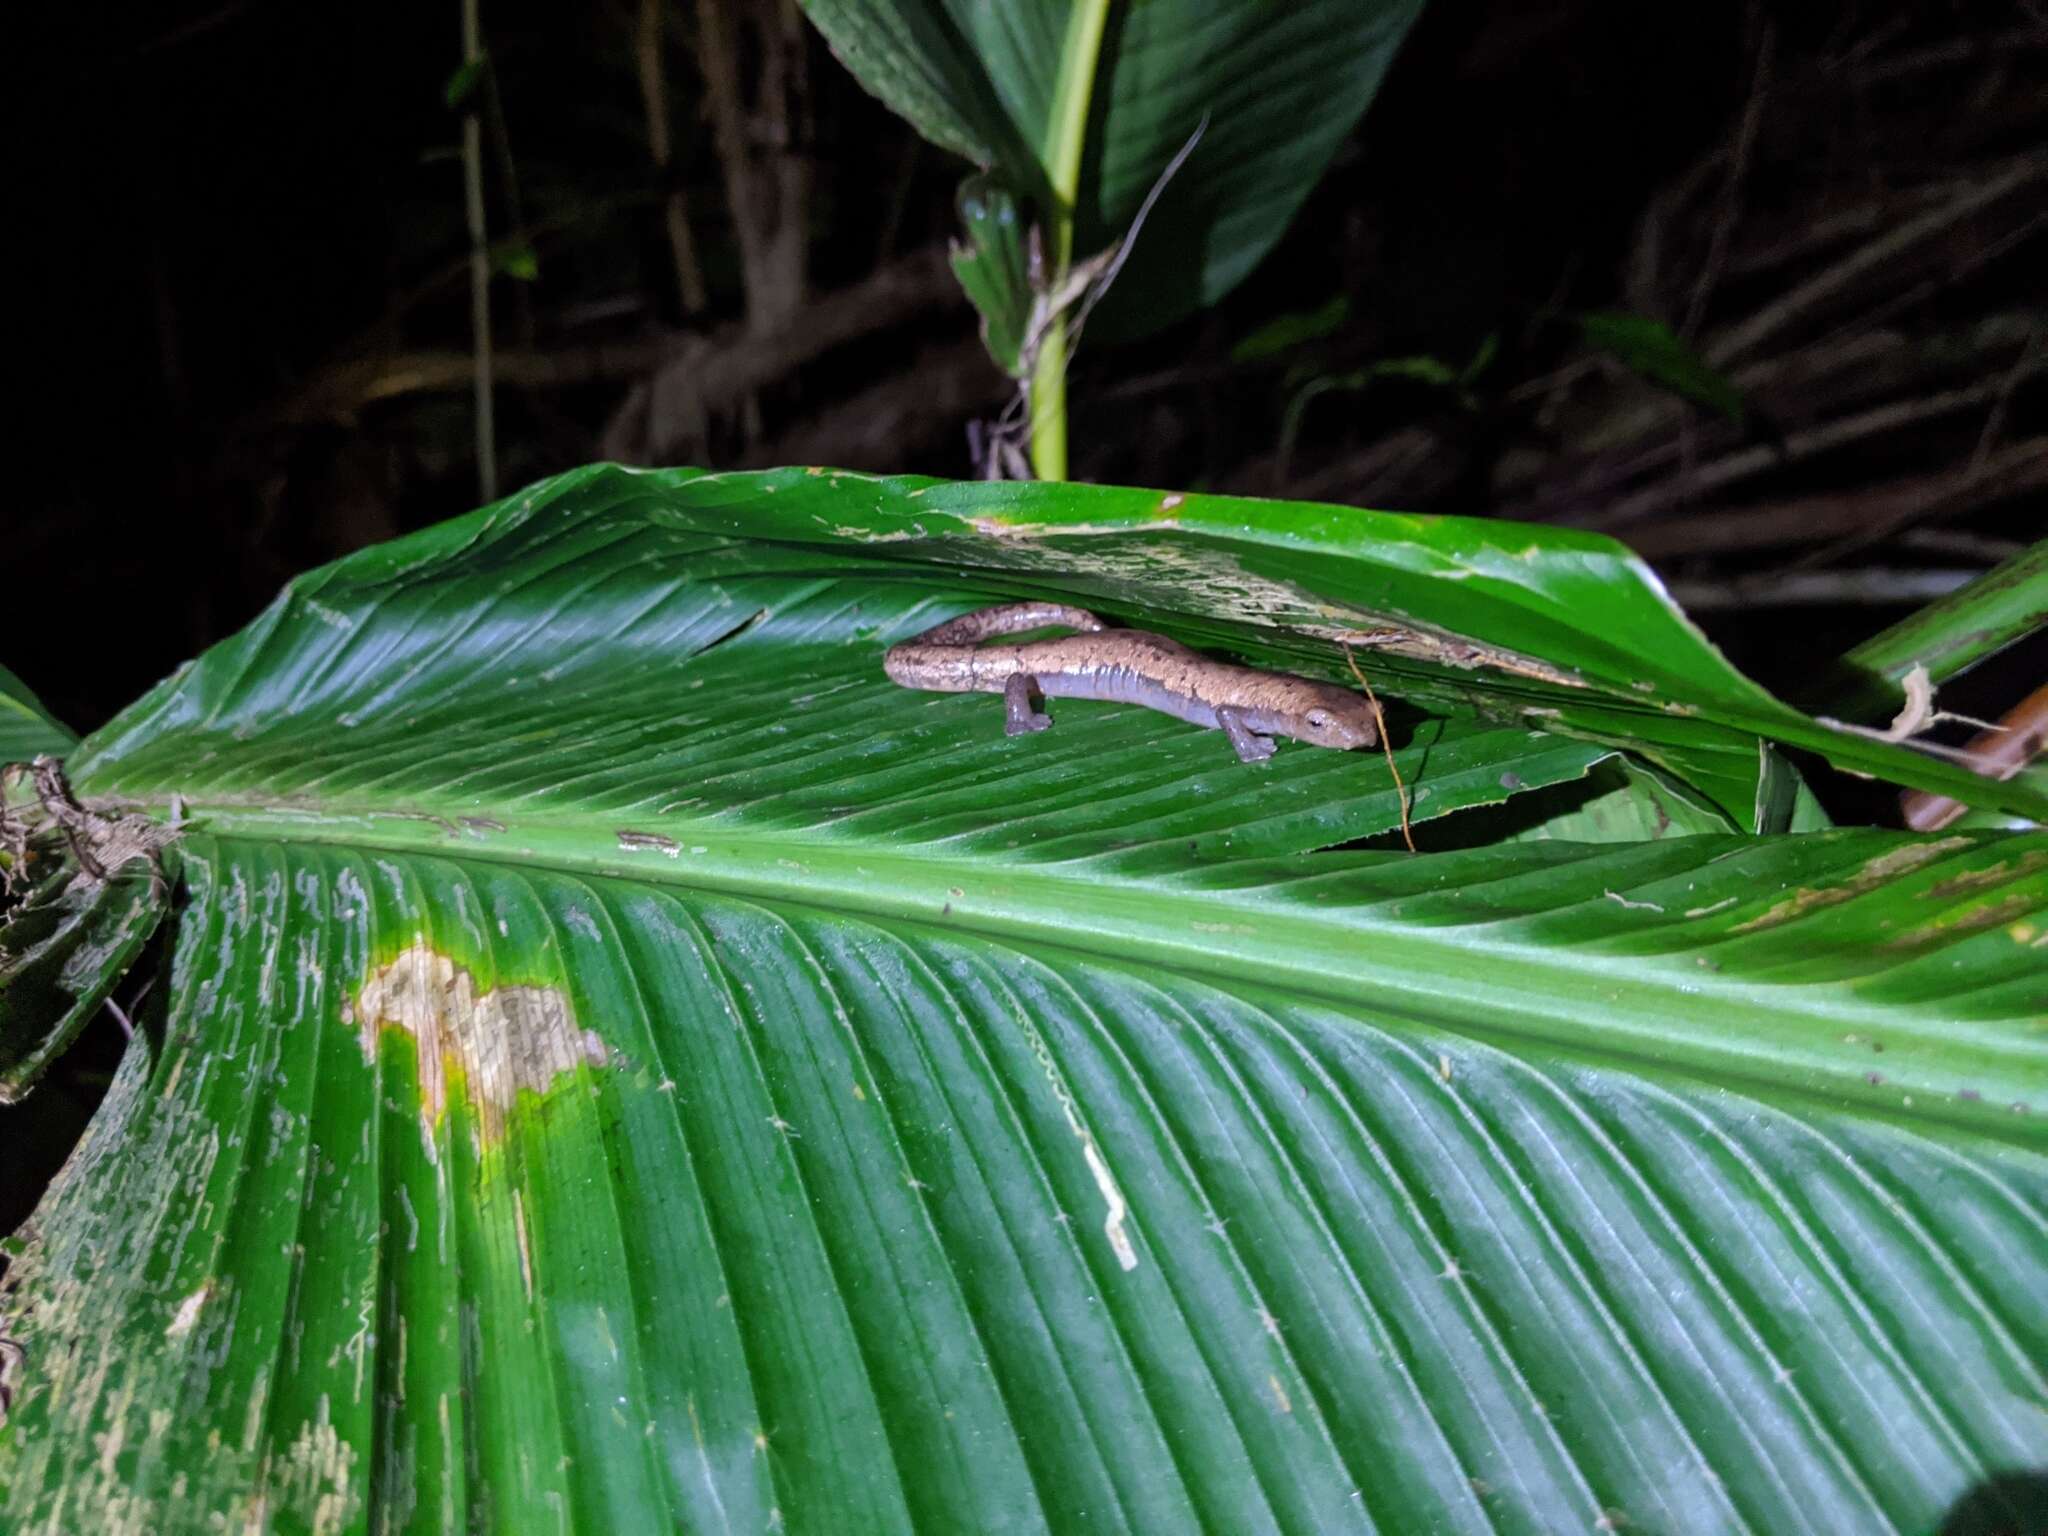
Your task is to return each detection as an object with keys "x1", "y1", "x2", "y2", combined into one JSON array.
[
  {"x1": 1899, "y1": 682, "x2": 2048, "y2": 831},
  {"x1": 1880, "y1": 662, "x2": 2002, "y2": 742}
]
